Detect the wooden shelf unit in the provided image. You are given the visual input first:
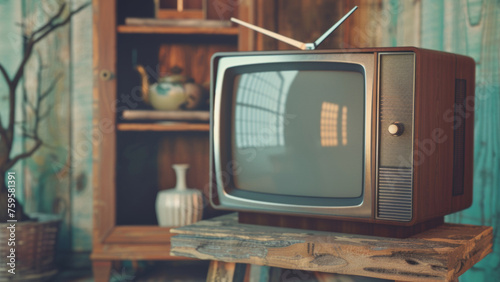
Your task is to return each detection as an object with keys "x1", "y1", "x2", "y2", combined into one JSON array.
[{"x1": 91, "y1": 0, "x2": 248, "y2": 281}]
